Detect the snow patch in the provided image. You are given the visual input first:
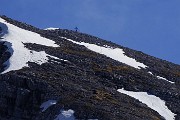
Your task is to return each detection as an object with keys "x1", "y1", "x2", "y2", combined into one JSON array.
[
  {"x1": 148, "y1": 71, "x2": 174, "y2": 84},
  {"x1": 61, "y1": 37, "x2": 147, "y2": 69},
  {"x1": 50, "y1": 58, "x2": 68, "y2": 64},
  {"x1": 45, "y1": 27, "x2": 59, "y2": 30},
  {"x1": 117, "y1": 88, "x2": 176, "y2": 120},
  {"x1": 54, "y1": 109, "x2": 75, "y2": 120},
  {"x1": 148, "y1": 71, "x2": 153, "y2": 75},
  {"x1": 29, "y1": 51, "x2": 49, "y2": 65},
  {"x1": 157, "y1": 76, "x2": 175, "y2": 84},
  {"x1": 0, "y1": 18, "x2": 59, "y2": 73},
  {"x1": 40, "y1": 100, "x2": 57, "y2": 112}
]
